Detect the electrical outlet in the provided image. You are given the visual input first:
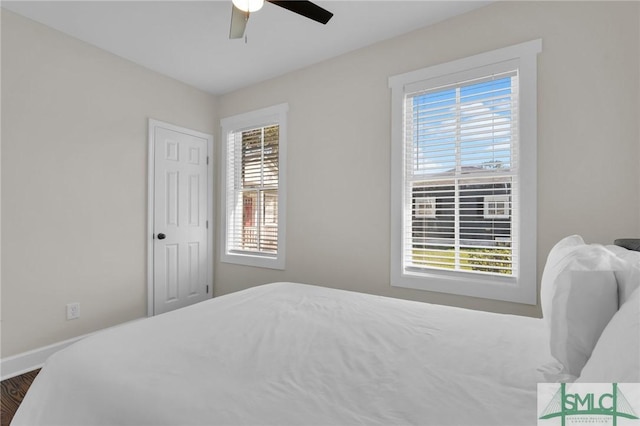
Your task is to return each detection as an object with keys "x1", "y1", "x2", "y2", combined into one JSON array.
[{"x1": 66, "y1": 303, "x2": 80, "y2": 320}]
